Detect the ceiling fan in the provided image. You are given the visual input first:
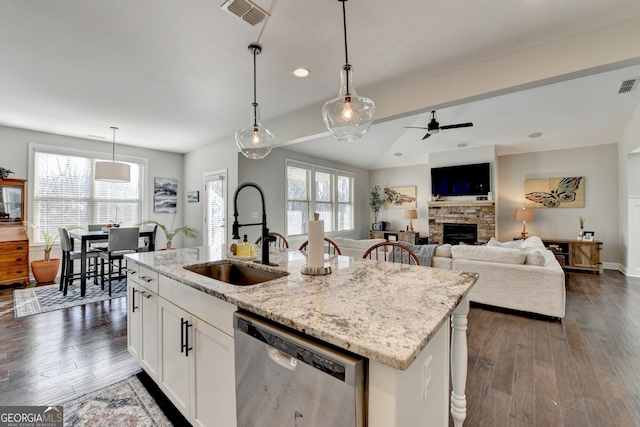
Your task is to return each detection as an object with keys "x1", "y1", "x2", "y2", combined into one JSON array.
[{"x1": 405, "y1": 110, "x2": 473, "y2": 140}]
